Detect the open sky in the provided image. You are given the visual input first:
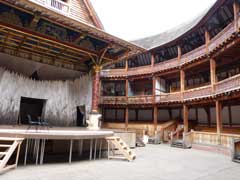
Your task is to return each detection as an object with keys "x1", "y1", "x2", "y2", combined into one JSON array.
[{"x1": 91, "y1": 0, "x2": 217, "y2": 41}]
